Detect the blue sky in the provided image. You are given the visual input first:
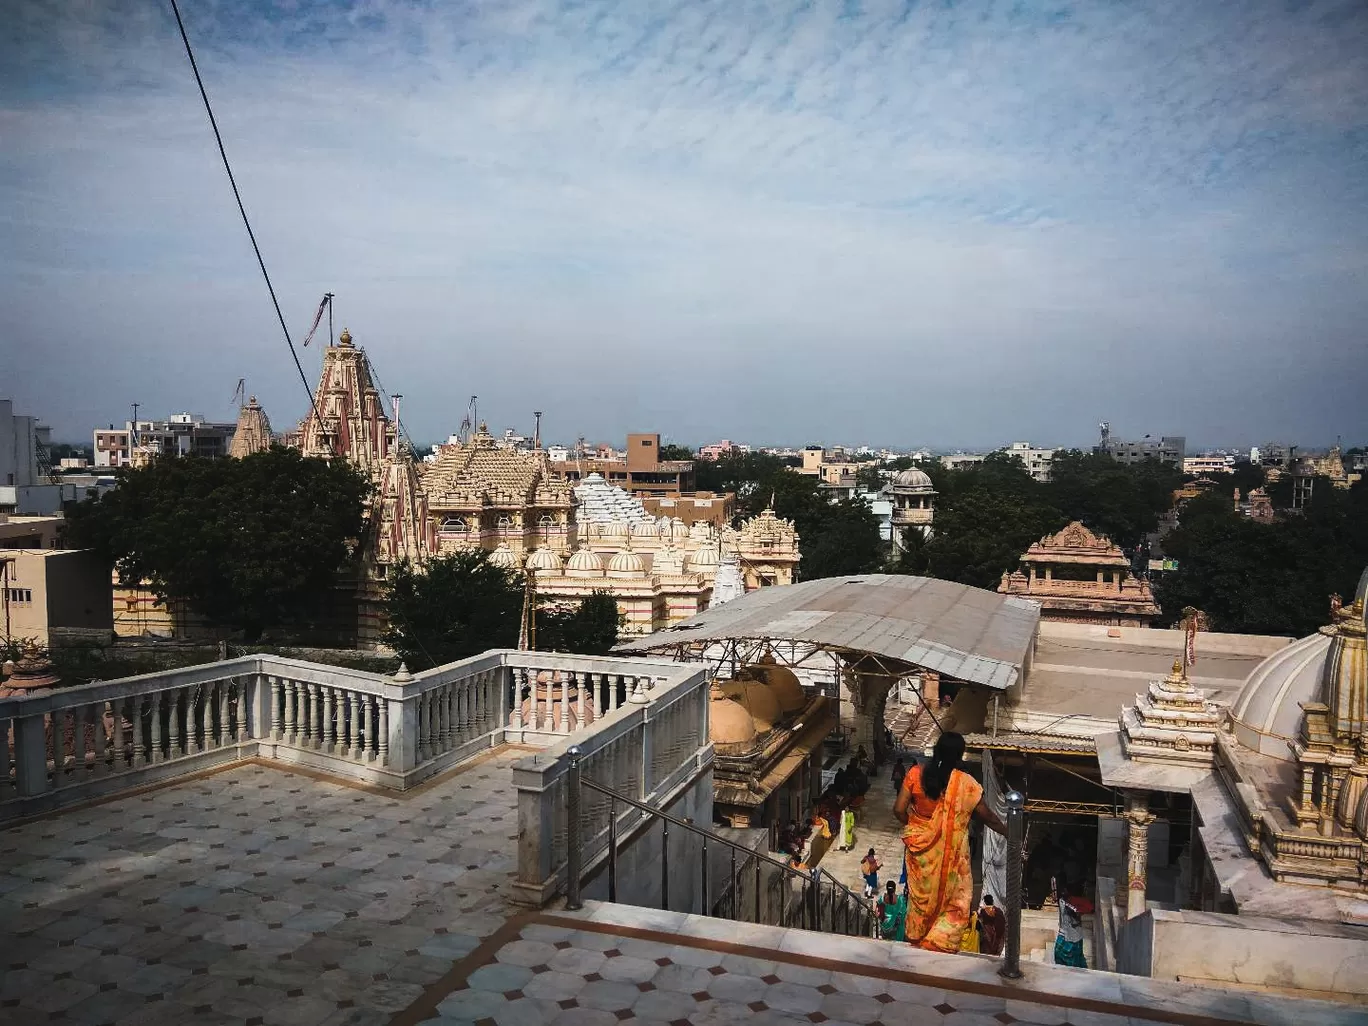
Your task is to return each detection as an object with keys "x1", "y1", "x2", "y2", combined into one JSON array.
[{"x1": 2, "y1": 0, "x2": 1366, "y2": 450}]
